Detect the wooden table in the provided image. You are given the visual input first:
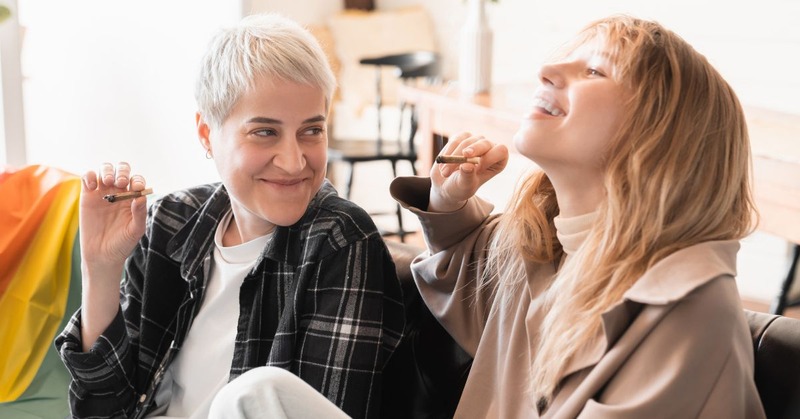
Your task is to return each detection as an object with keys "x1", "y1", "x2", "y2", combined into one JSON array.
[
  {"x1": 399, "y1": 82, "x2": 531, "y2": 172},
  {"x1": 747, "y1": 108, "x2": 800, "y2": 245},
  {"x1": 399, "y1": 82, "x2": 800, "y2": 246}
]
